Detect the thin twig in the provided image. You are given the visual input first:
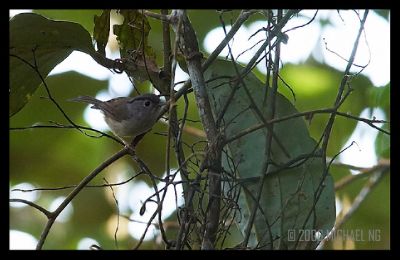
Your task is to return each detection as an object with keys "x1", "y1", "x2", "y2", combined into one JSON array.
[
  {"x1": 36, "y1": 147, "x2": 130, "y2": 249},
  {"x1": 10, "y1": 123, "x2": 124, "y2": 145},
  {"x1": 142, "y1": 10, "x2": 171, "y2": 22},
  {"x1": 128, "y1": 153, "x2": 166, "y2": 249},
  {"x1": 283, "y1": 10, "x2": 318, "y2": 34},
  {"x1": 318, "y1": 168, "x2": 389, "y2": 249},
  {"x1": 170, "y1": 10, "x2": 223, "y2": 250},
  {"x1": 202, "y1": 10, "x2": 255, "y2": 71},
  {"x1": 132, "y1": 205, "x2": 160, "y2": 250},
  {"x1": 9, "y1": 199, "x2": 52, "y2": 218},
  {"x1": 103, "y1": 178, "x2": 120, "y2": 249},
  {"x1": 10, "y1": 53, "x2": 115, "y2": 144},
  {"x1": 11, "y1": 172, "x2": 143, "y2": 193},
  {"x1": 167, "y1": 12, "x2": 189, "y2": 250},
  {"x1": 242, "y1": 9, "x2": 283, "y2": 248},
  {"x1": 334, "y1": 159, "x2": 390, "y2": 190},
  {"x1": 158, "y1": 8, "x2": 176, "y2": 247},
  {"x1": 224, "y1": 107, "x2": 389, "y2": 145},
  {"x1": 323, "y1": 38, "x2": 368, "y2": 69},
  {"x1": 161, "y1": 9, "x2": 172, "y2": 94},
  {"x1": 296, "y1": 10, "x2": 370, "y2": 249}
]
